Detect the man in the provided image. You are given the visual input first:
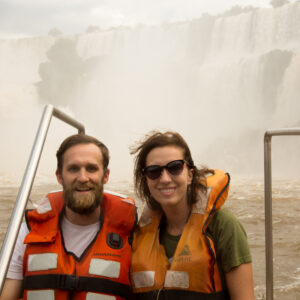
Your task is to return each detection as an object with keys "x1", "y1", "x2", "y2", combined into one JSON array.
[{"x1": 0, "y1": 134, "x2": 136, "y2": 300}]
